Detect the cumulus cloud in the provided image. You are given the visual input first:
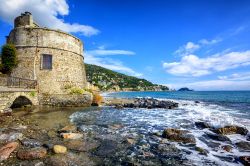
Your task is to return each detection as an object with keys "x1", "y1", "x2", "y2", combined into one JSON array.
[
  {"x1": 163, "y1": 50, "x2": 250, "y2": 77},
  {"x1": 218, "y1": 72, "x2": 250, "y2": 81},
  {"x1": 175, "y1": 38, "x2": 221, "y2": 56},
  {"x1": 85, "y1": 49, "x2": 142, "y2": 77},
  {"x1": 0, "y1": 0, "x2": 99, "y2": 36},
  {"x1": 175, "y1": 42, "x2": 200, "y2": 56}
]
